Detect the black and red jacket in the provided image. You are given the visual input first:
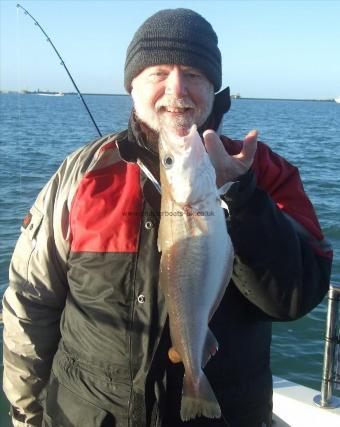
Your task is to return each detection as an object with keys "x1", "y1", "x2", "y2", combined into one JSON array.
[{"x1": 3, "y1": 125, "x2": 332, "y2": 427}]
